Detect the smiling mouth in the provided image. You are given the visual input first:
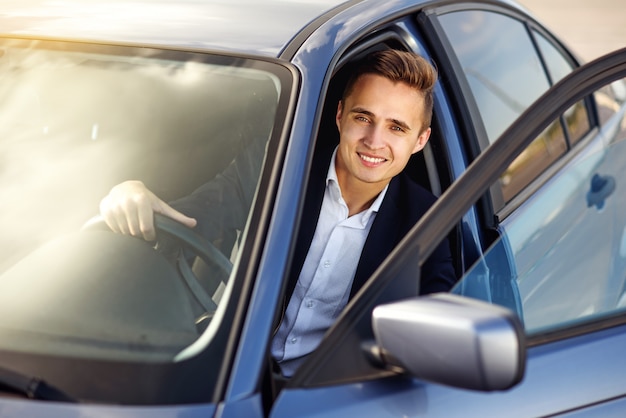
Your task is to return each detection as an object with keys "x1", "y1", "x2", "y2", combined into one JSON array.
[{"x1": 358, "y1": 153, "x2": 387, "y2": 164}]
